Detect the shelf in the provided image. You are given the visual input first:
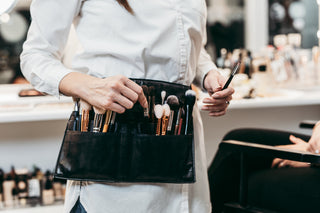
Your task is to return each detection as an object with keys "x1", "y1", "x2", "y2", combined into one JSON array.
[
  {"x1": 1, "y1": 204, "x2": 63, "y2": 213},
  {"x1": 0, "y1": 84, "x2": 73, "y2": 123}
]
